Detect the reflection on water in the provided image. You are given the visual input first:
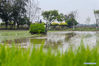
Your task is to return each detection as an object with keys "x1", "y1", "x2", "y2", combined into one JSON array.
[
  {"x1": 0, "y1": 31, "x2": 96, "y2": 50},
  {"x1": 65, "y1": 32, "x2": 76, "y2": 42},
  {"x1": 96, "y1": 31, "x2": 99, "y2": 46},
  {"x1": 30, "y1": 39, "x2": 46, "y2": 44},
  {"x1": 46, "y1": 31, "x2": 96, "y2": 51},
  {"x1": 44, "y1": 40, "x2": 63, "y2": 49},
  {"x1": 2, "y1": 38, "x2": 28, "y2": 44}
]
